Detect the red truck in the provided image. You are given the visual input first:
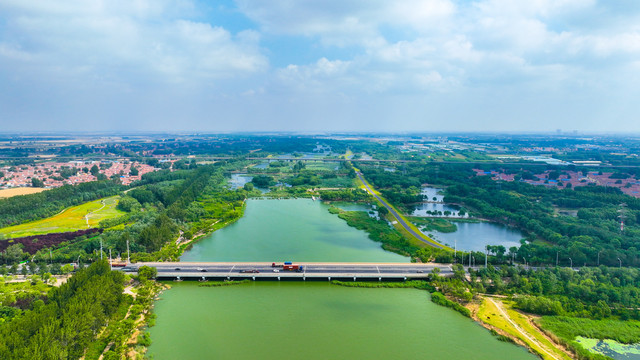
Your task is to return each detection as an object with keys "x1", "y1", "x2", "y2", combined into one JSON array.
[{"x1": 283, "y1": 264, "x2": 304, "y2": 272}]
